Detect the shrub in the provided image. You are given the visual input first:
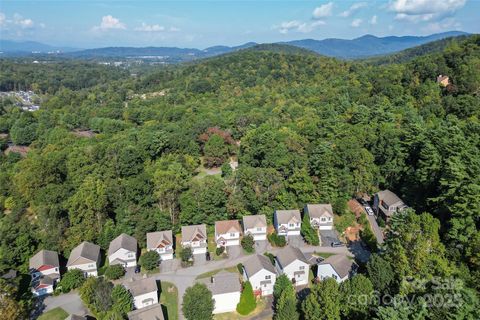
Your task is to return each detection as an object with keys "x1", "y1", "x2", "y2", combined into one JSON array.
[
  {"x1": 273, "y1": 274, "x2": 293, "y2": 301},
  {"x1": 268, "y1": 233, "x2": 286, "y2": 247},
  {"x1": 301, "y1": 214, "x2": 319, "y2": 245},
  {"x1": 104, "y1": 264, "x2": 125, "y2": 280},
  {"x1": 334, "y1": 211, "x2": 356, "y2": 234},
  {"x1": 241, "y1": 234, "x2": 255, "y2": 253},
  {"x1": 221, "y1": 162, "x2": 232, "y2": 178},
  {"x1": 236, "y1": 281, "x2": 257, "y2": 315},
  {"x1": 139, "y1": 250, "x2": 159, "y2": 271},
  {"x1": 264, "y1": 252, "x2": 276, "y2": 265},
  {"x1": 215, "y1": 246, "x2": 225, "y2": 256},
  {"x1": 237, "y1": 263, "x2": 244, "y2": 274},
  {"x1": 57, "y1": 269, "x2": 85, "y2": 293},
  {"x1": 360, "y1": 225, "x2": 378, "y2": 252},
  {"x1": 180, "y1": 246, "x2": 193, "y2": 262}
]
